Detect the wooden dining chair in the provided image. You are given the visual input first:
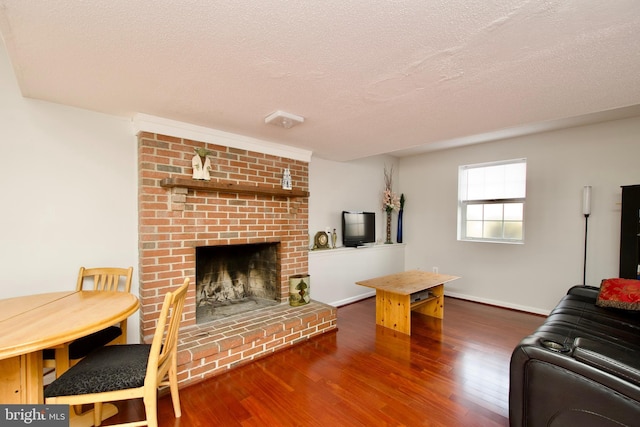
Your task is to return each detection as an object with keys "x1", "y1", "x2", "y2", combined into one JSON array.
[
  {"x1": 45, "y1": 278, "x2": 189, "y2": 427},
  {"x1": 43, "y1": 266, "x2": 134, "y2": 377}
]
